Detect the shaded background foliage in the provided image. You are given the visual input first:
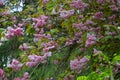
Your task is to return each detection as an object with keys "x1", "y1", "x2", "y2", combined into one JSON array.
[{"x1": 0, "y1": 0, "x2": 120, "y2": 80}]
